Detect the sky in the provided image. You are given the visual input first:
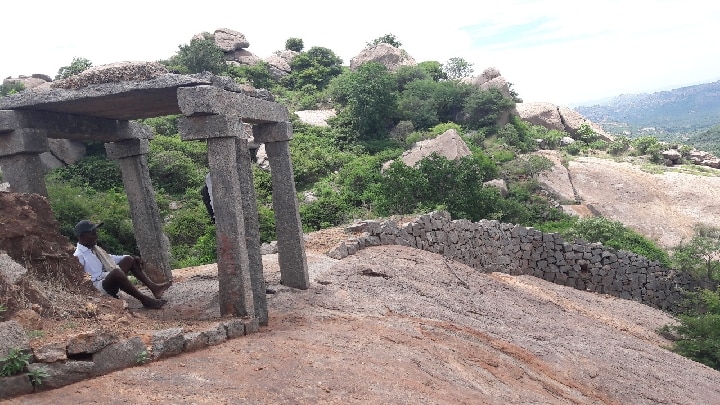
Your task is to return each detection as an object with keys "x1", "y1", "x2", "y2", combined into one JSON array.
[{"x1": 2, "y1": 0, "x2": 719, "y2": 106}]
